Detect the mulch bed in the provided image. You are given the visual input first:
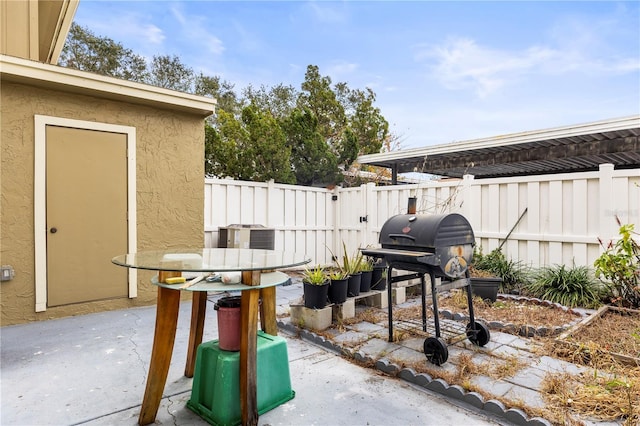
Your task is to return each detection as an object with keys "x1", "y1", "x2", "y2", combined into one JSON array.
[{"x1": 557, "y1": 305, "x2": 640, "y2": 364}]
